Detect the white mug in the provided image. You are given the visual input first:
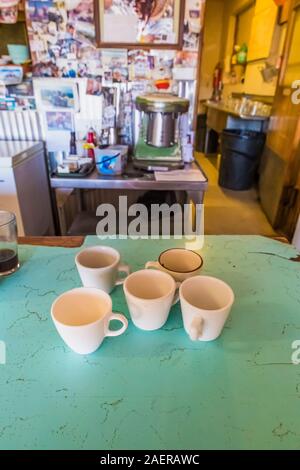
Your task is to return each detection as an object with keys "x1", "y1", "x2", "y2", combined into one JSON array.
[
  {"x1": 123, "y1": 269, "x2": 179, "y2": 331},
  {"x1": 51, "y1": 288, "x2": 128, "y2": 355},
  {"x1": 75, "y1": 246, "x2": 130, "y2": 293},
  {"x1": 146, "y1": 248, "x2": 203, "y2": 282},
  {"x1": 180, "y1": 276, "x2": 234, "y2": 342}
]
